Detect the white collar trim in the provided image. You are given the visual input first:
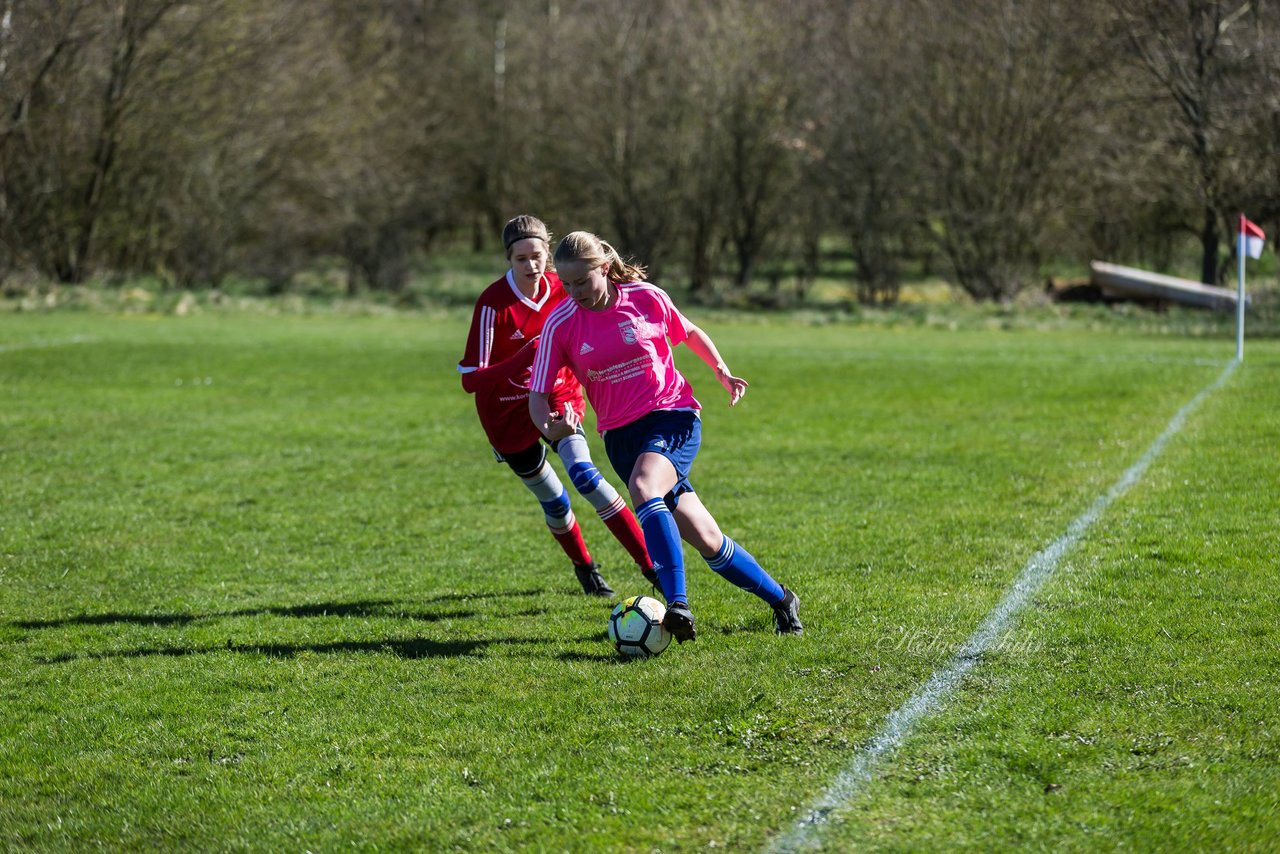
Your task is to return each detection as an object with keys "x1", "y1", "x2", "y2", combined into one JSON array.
[{"x1": 506, "y1": 270, "x2": 550, "y2": 310}]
